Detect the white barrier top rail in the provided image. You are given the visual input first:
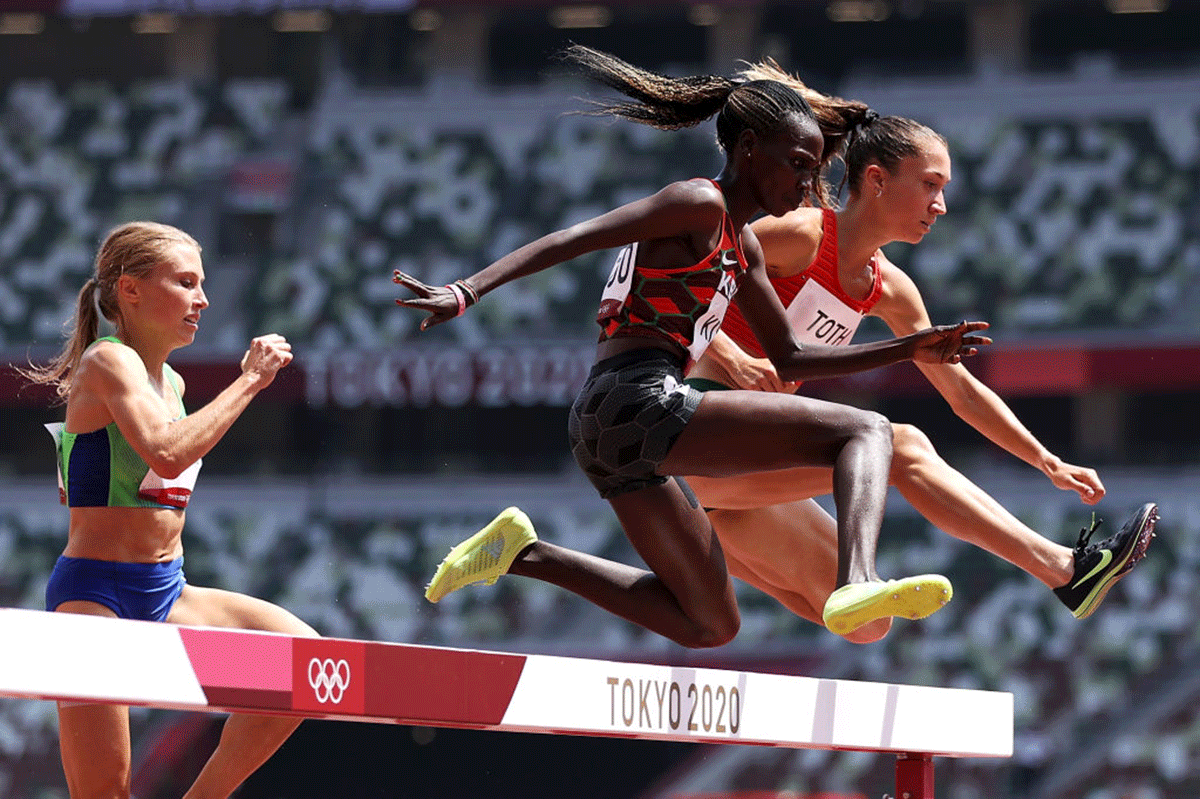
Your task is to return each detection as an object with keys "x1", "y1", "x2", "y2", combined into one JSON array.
[{"x1": 0, "y1": 608, "x2": 1012, "y2": 758}]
